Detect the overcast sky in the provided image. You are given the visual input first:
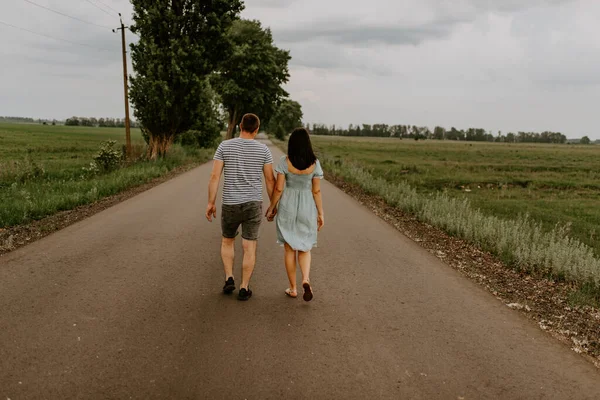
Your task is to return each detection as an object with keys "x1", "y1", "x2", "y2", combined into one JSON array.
[{"x1": 1, "y1": 0, "x2": 599, "y2": 138}]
